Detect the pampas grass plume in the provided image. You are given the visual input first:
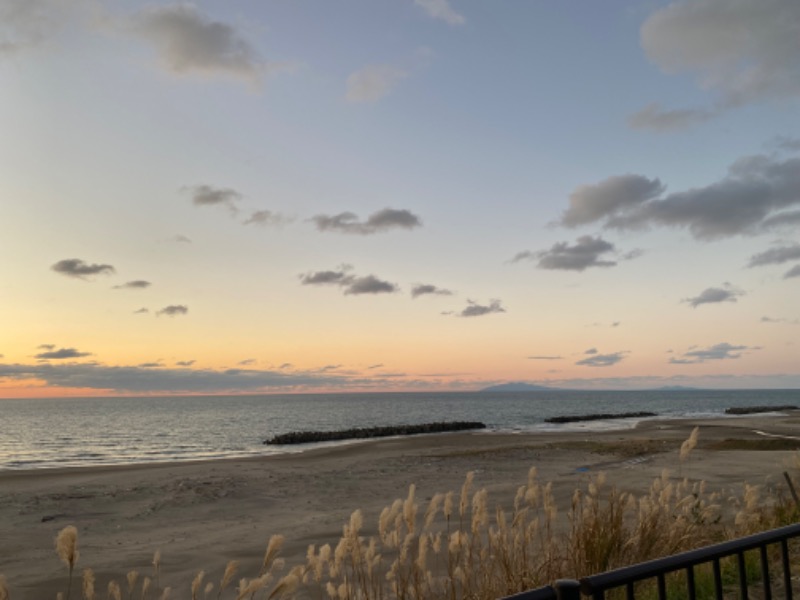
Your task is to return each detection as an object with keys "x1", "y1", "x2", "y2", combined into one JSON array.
[
  {"x1": 55, "y1": 525, "x2": 79, "y2": 600},
  {"x1": 190, "y1": 571, "x2": 204, "y2": 600},
  {"x1": 108, "y1": 580, "x2": 121, "y2": 600},
  {"x1": 140, "y1": 577, "x2": 151, "y2": 600},
  {"x1": 82, "y1": 568, "x2": 95, "y2": 600},
  {"x1": 0, "y1": 574, "x2": 9, "y2": 600},
  {"x1": 680, "y1": 426, "x2": 700, "y2": 463},
  {"x1": 217, "y1": 561, "x2": 237, "y2": 599}
]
